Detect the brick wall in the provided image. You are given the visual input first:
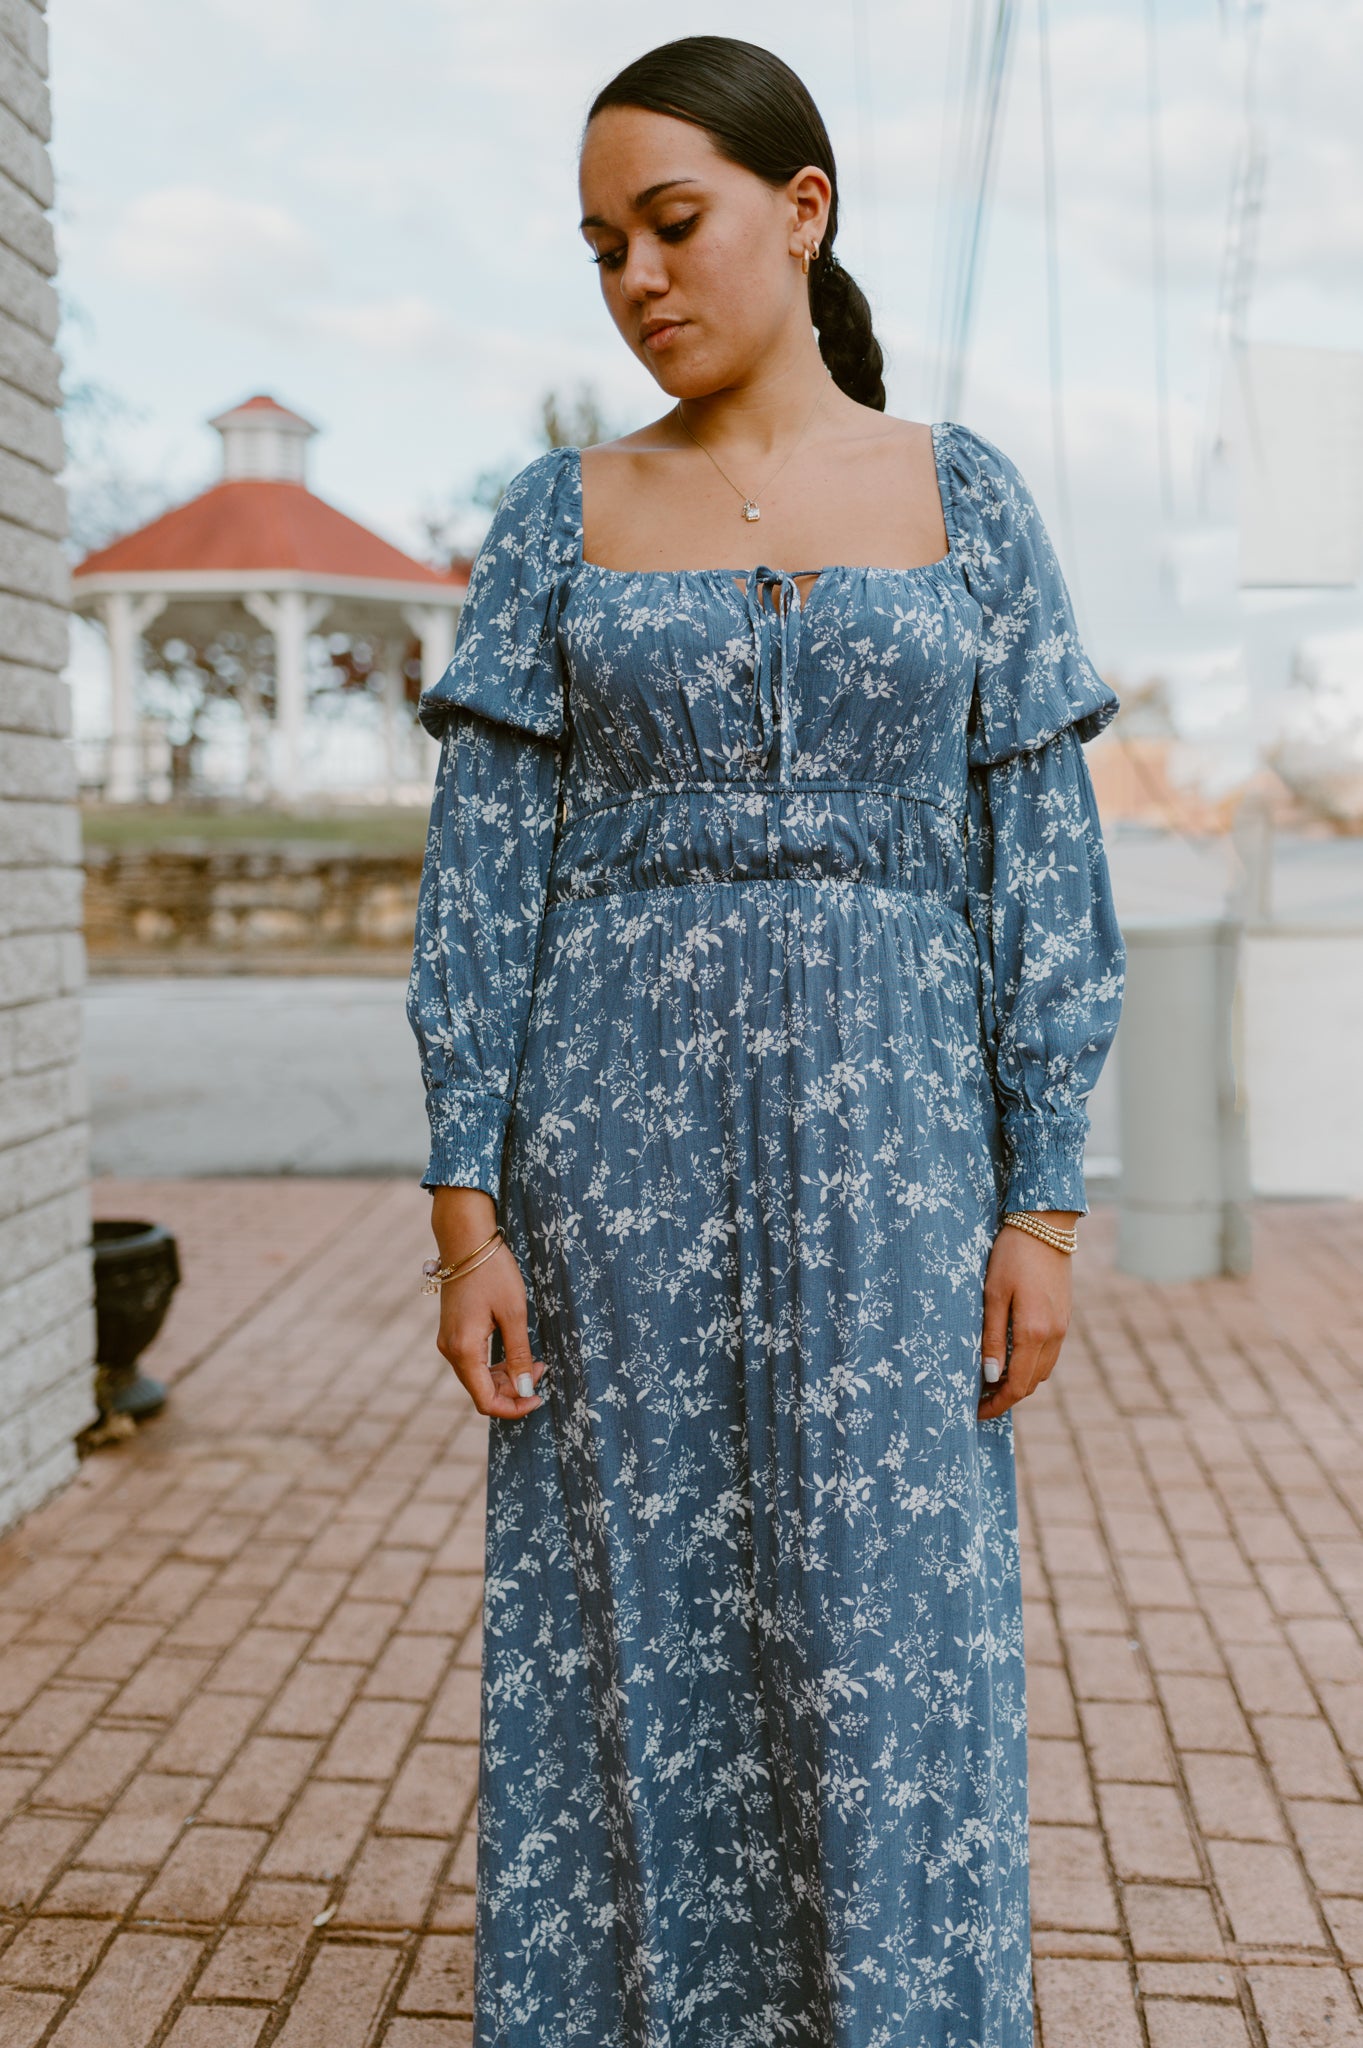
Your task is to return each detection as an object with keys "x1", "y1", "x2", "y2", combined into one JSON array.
[{"x1": 0, "y1": 0, "x2": 96, "y2": 1529}]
